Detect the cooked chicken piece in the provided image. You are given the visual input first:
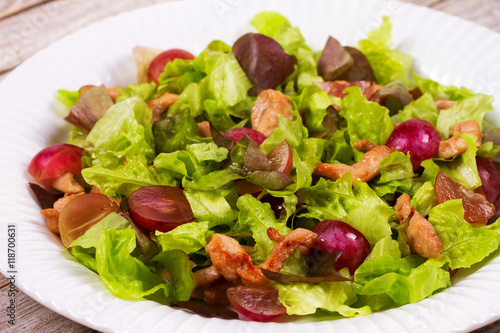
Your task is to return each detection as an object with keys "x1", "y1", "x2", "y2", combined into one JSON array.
[
  {"x1": 314, "y1": 145, "x2": 394, "y2": 182},
  {"x1": 394, "y1": 193, "x2": 441, "y2": 258},
  {"x1": 259, "y1": 228, "x2": 317, "y2": 272},
  {"x1": 205, "y1": 228, "x2": 317, "y2": 286},
  {"x1": 40, "y1": 192, "x2": 85, "y2": 234},
  {"x1": 50, "y1": 172, "x2": 84, "y2": 194},
  {"x1": 40, "y1": 209, "x2": 59, "y2": 234},
  {"x1": 435, "y1": 100, "x2": 457, "y2": 111},
  {"x1": 205, "y1": 234, "x2": 263, "y2": 284},
  {"x1": 353, "y1": 139, "x2": 377, "y2": 152},
  {"x1": 436, "y1": 119, "x2": 482, "y2": 159},
  {"x1": 406, "y1": 210, "x2": 442, "y2": 258},
  {"x1": 394, "y1": 193, "x2": 412, "y2": 223},
  {"x1": 197, "y1": 121, "x2": 212, "y2": 138},
  {"x1": 147, "y1": 92, "x2": 179, "y2": 122},
  {"x1": 251, "y1": 89, "x2": 293, "y2": 137}
]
